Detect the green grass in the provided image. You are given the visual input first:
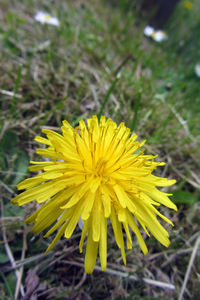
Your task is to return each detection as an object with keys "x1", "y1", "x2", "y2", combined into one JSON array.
[{"x1": 0, "y1": 0, "x2": 200, "y2": 299}]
